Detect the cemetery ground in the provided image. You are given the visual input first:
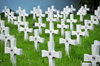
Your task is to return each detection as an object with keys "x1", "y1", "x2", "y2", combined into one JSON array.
[{"x1": 0, "y1": 13, "x2": 100, "y2": 66}]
